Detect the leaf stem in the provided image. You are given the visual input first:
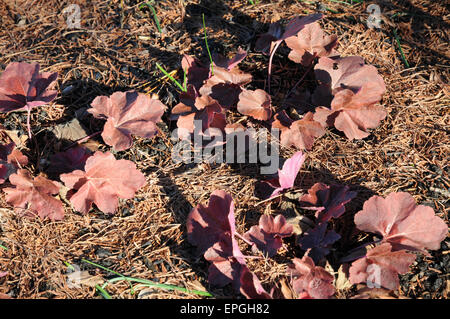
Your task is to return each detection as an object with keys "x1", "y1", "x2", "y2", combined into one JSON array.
[{"x1": 267, "y1": 40, "x2": 282, "y2": 94}]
